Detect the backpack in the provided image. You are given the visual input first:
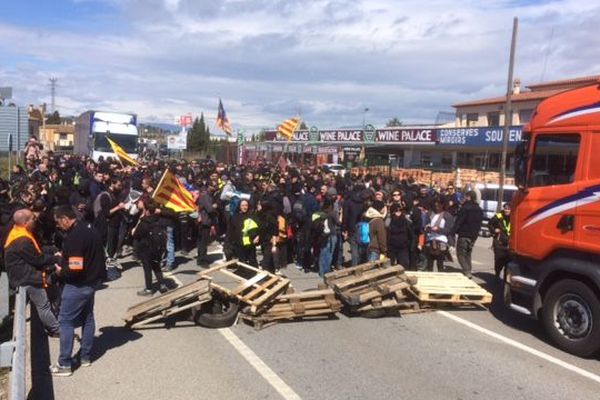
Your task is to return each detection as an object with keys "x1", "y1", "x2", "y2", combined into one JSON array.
[
  {"x1": 356, "y1": 221, "x2": 370, "y2": 245},
  {"x1": 229, "y1": 197, "x2": 241, "y2": 217},
  {"x1": 310, "y1": 212, "x2": 331, "y2": 245},
  {"x1": 148, "y1": 221, "x2": 167, "y2": 257},
  {"x1": 292, "y1": 200, "x2": 307, "y2": 221}
]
